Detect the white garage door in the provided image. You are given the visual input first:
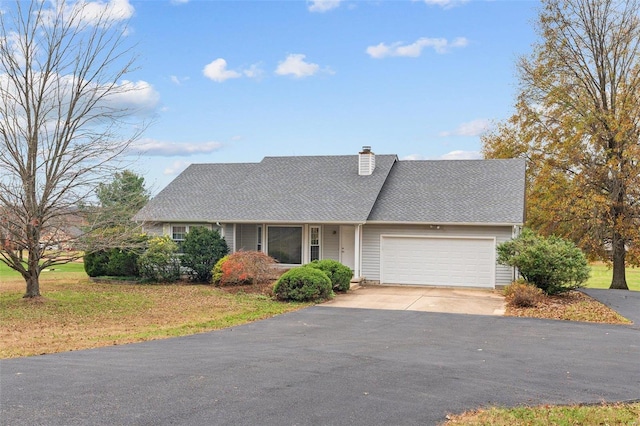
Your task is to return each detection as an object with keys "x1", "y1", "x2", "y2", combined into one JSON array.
[{"x1": 380, "y1": 236, "x2": 495, "y2": 288}]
